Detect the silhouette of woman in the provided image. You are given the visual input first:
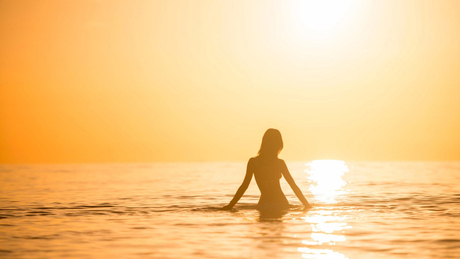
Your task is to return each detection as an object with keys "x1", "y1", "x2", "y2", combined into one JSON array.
[{"x1": 222, "y1": 128, "x2": 312, "y2": 210}]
